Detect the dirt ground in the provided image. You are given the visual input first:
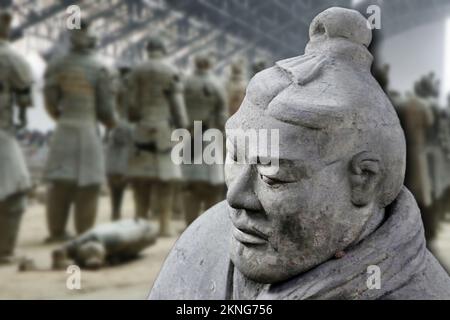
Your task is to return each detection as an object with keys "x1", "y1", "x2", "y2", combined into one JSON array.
[
  {"x1": 0, "y1": 191, "x2": 183, "y2": 300},
  {"x1": 1, "y1": 190, "x2": 450, "y2": 300}
]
